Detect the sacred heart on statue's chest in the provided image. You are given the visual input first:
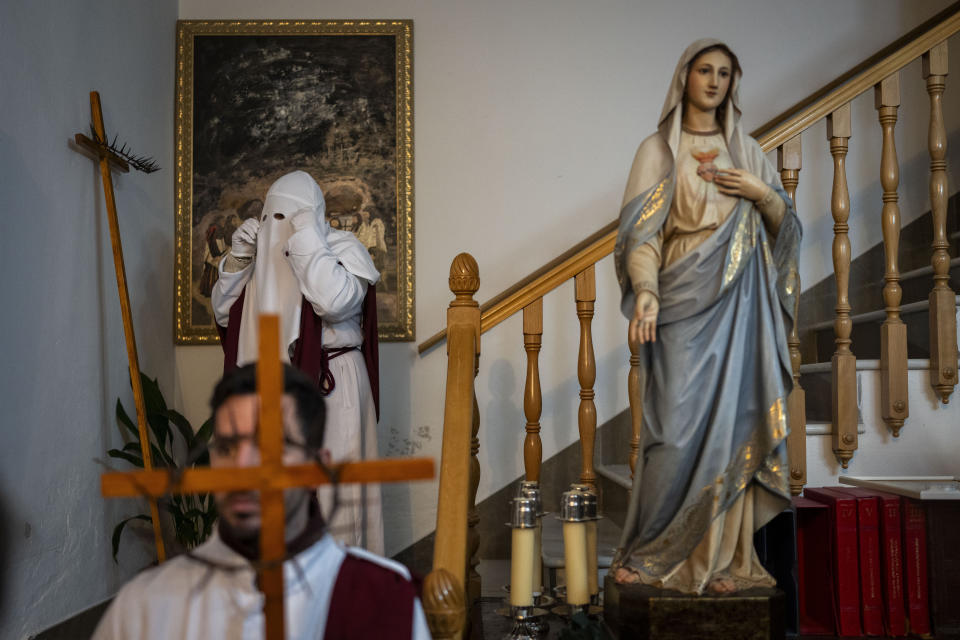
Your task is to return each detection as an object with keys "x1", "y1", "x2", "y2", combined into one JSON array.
[{"x1": 691, "y1": 147, "x2": 720, "y2": 182}]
